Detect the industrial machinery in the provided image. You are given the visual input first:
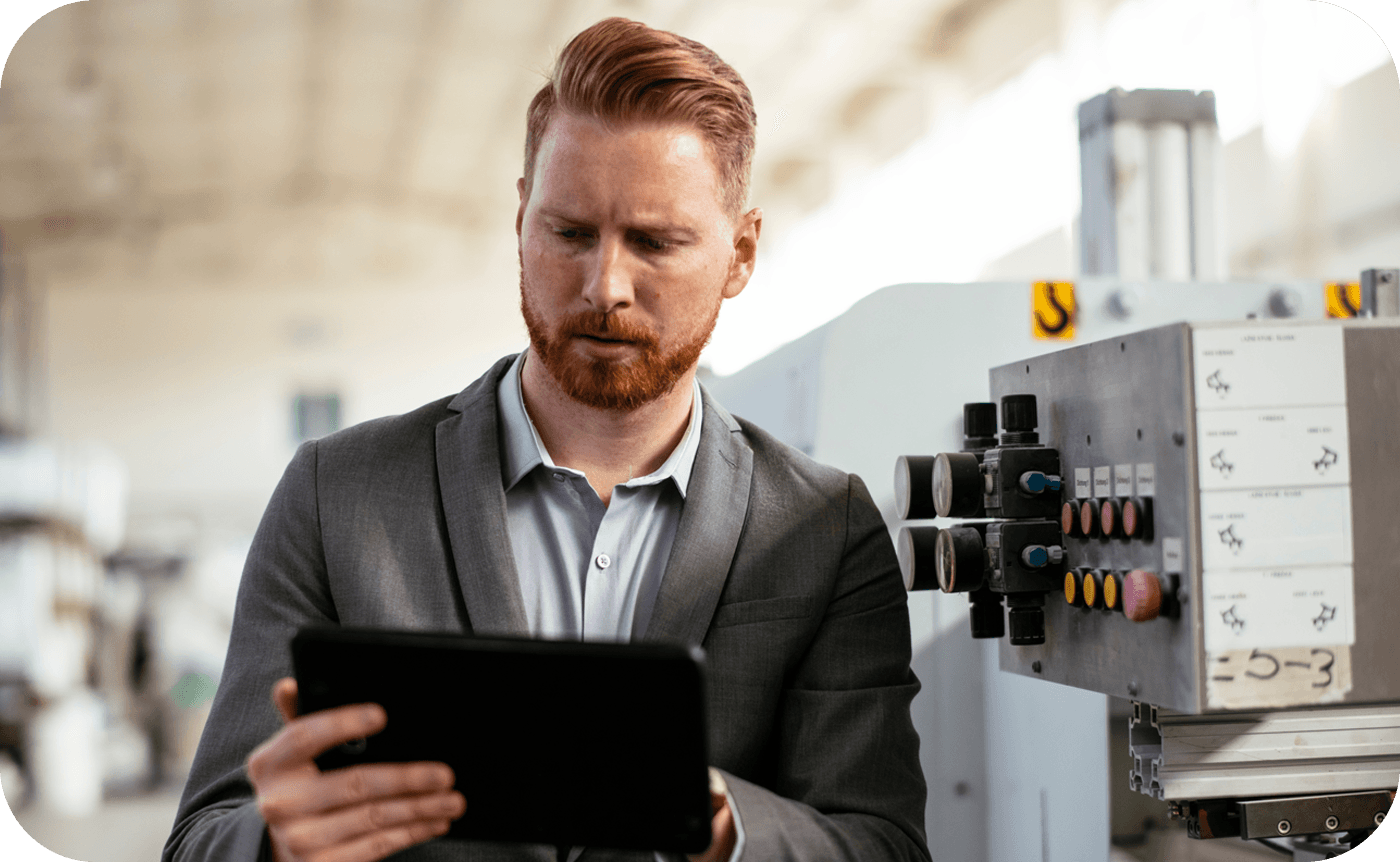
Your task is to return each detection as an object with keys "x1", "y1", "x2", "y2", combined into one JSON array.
[{"x1": 894, "y1": 272, "x2": 1400, "y2": 858}]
